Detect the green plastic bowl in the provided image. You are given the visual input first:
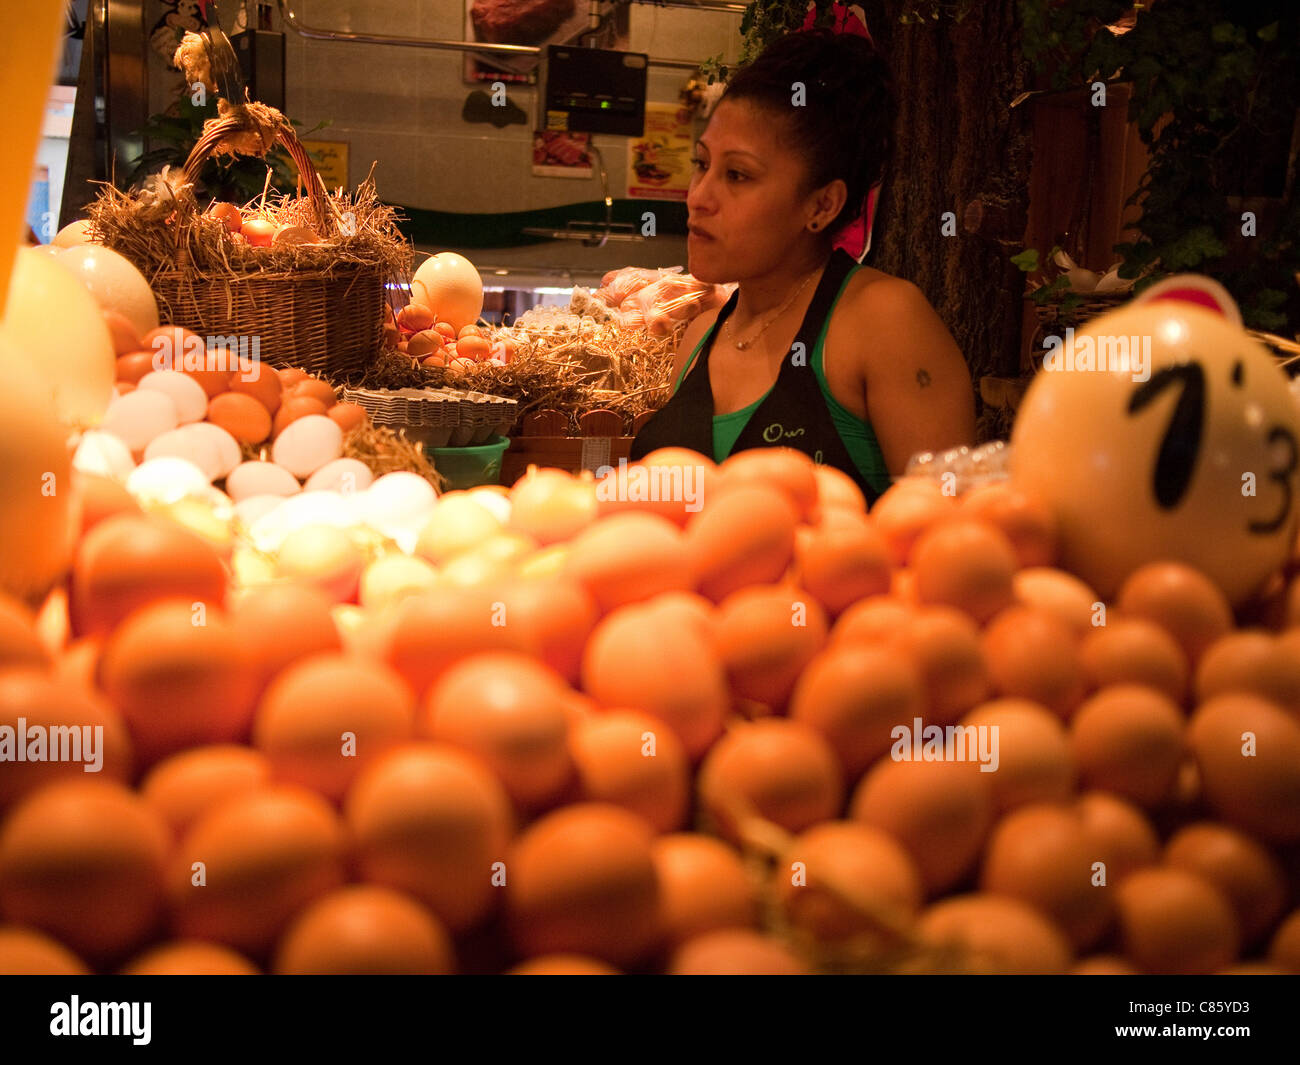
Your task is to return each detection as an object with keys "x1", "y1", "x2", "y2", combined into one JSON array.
[{"x1": 429, "y1": 436, "x2": 510, "y2": 491}]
